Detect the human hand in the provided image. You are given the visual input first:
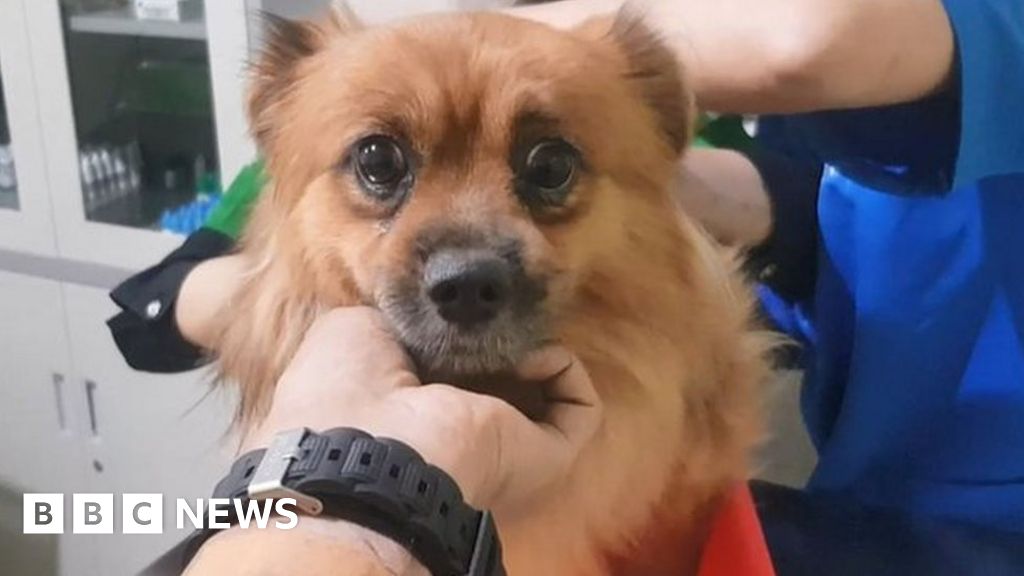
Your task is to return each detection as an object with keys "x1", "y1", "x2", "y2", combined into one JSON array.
[{"x1": 244, "y1": 306, "x2": 603, "y2": 513}]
